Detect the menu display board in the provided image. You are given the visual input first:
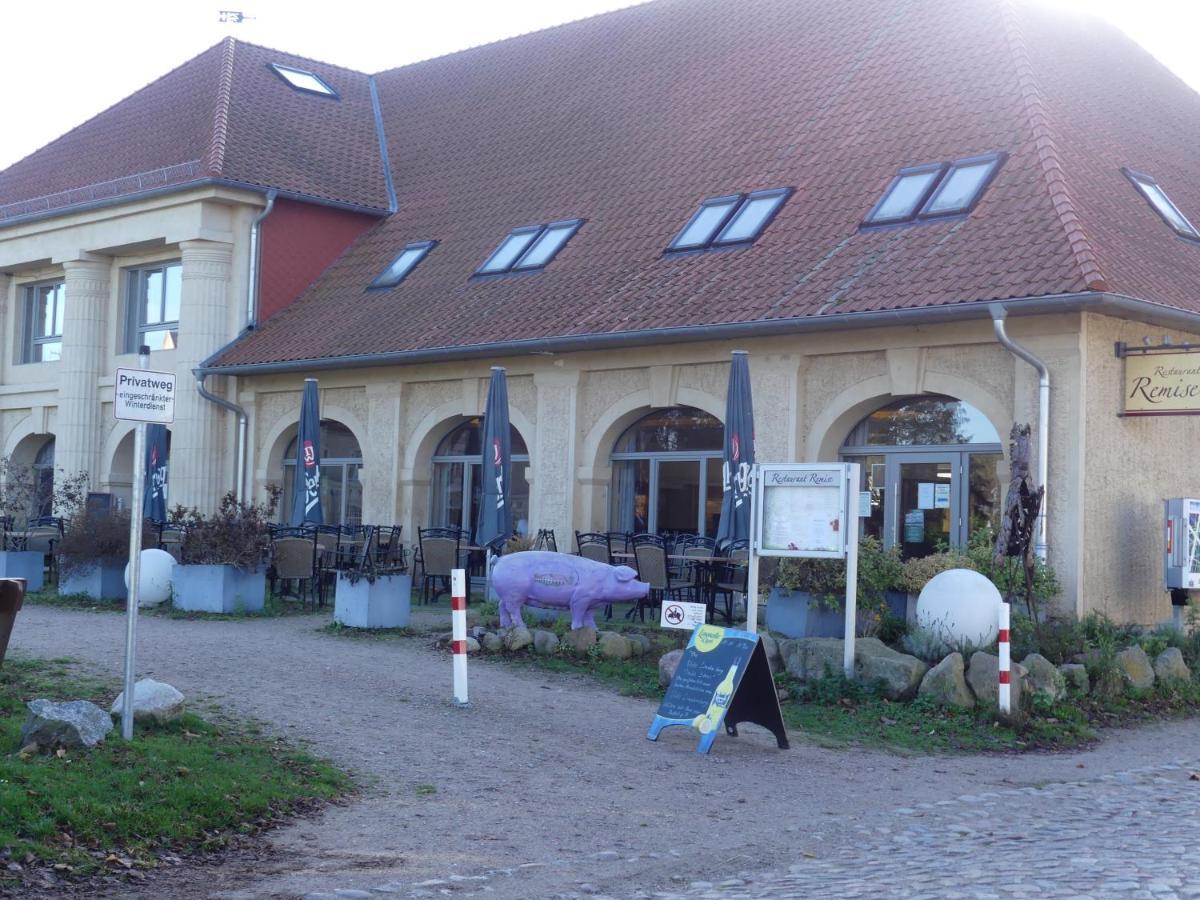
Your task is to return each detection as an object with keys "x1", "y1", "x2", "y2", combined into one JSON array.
[{"x1": 754, "y1": 465, "x2": 849, "y2": 558}]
